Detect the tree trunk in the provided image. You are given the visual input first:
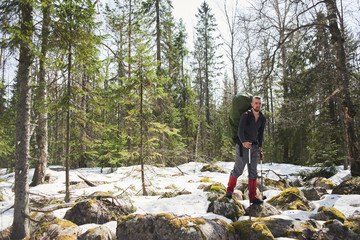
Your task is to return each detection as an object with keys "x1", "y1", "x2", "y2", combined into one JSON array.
[
  {"x1": 31, "y1": 0, "x2": 49, "y2": 186},
  {"x1": 65, "y1": 43, "x2": 72, "y2": 202},
  {"x1": 140, "y1": 81, "x2": 147, "y2": 196},
  {"x1": 11, "y1": 1, "x2": 33, "y2": 239},
  {"x1": 155, "y1": 0, "x2": 161, "y2": 75},
  {"x1": 324, "y1": 0, "x2": 360, "y2": 176}
]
